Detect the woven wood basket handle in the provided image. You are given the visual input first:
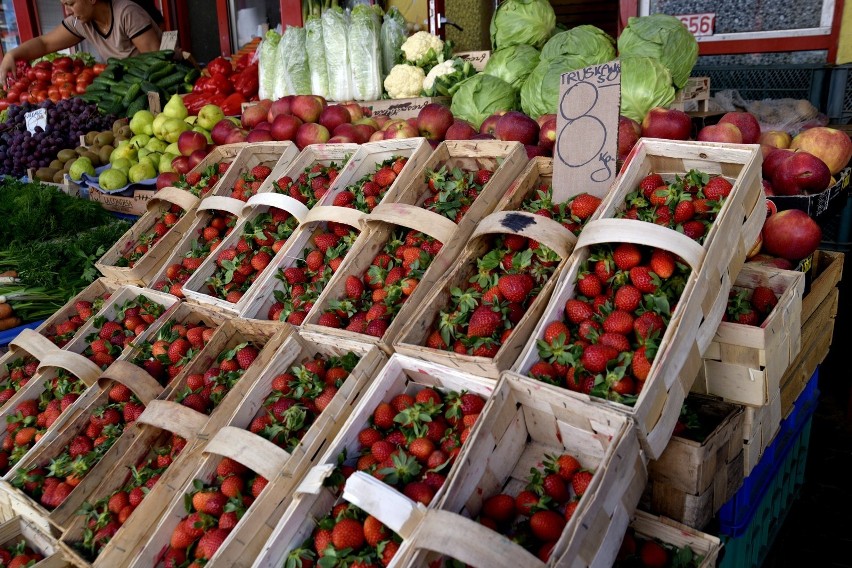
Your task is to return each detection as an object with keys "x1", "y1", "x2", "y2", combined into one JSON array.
[
  {"x1": 368, "y1": 203, "x2": 458, "y2": 245},
  {"x1": 576, "y1": 218, "x2": 706, "y2": 272},
  {"x1": 302, "y1": 206, "x2": 368, "y2": 229},
  {"x1": 148, "y1": 186, "x2": 199, "y2": 213},
  {"x1": 203, "y1": 426, "x2": 290, "y2": 481},
  {"x1": 98, "y1": 360, "x2": 163, "y2": 404},
  {"x1": 293, "y1": 463, "x2": 336, "y2": 496},
  {"x1": 36, "y1": 351, "x2": 102, "y2": 386},
  {"x1": 342, "y1": 472, "x2": 426, "y2": 539},
  {"x1": 243, "y1": 193, "x2": 310, "y2": 222},
  {"x1": 10, "y1": 329, "x2": 56, "y2": 361},
  {"x1": 197, "y1": 196, "x2": 246, "y2": 218},
  {"x1": 136, "y1": 400, "x2": 208, "y2": 440},
  {"x1": 410, "y1": 510, "x2": 547, "y2": 568},
  {"x1": 471, "y1": 210, "x2": 577, "y2": 259}
]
